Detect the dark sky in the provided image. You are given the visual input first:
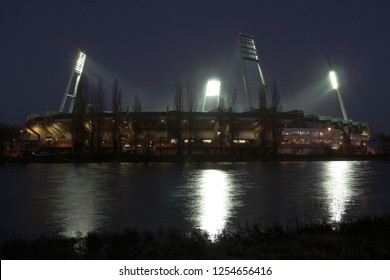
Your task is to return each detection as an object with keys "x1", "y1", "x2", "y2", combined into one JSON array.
[{"x1": 1, "y1": 0, "x2": 390, "y2": 133}]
